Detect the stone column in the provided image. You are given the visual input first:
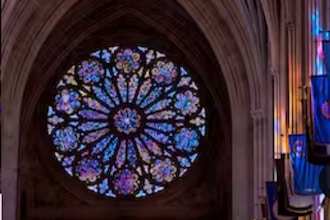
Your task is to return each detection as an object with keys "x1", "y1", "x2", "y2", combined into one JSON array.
[{"x1": 251, "y1": 108, "x2": 268, "y2": 219}]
